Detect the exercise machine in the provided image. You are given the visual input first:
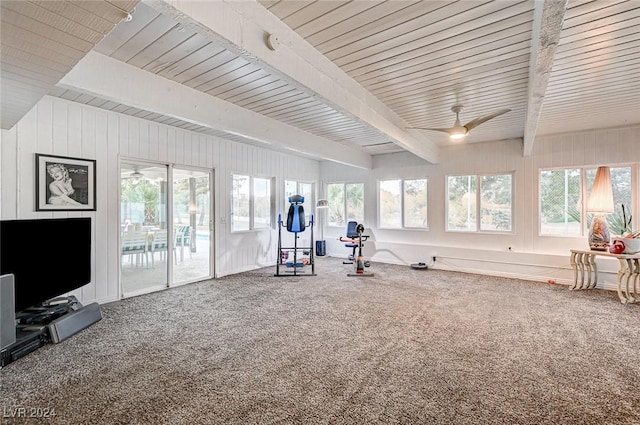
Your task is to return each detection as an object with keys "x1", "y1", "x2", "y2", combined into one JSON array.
[
  {"x1": 275, "y1": 195, "x2": 316, "y2": 276},
  {"x1": 339, "y1": 223, "x2": 373, "y2": 277}
]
